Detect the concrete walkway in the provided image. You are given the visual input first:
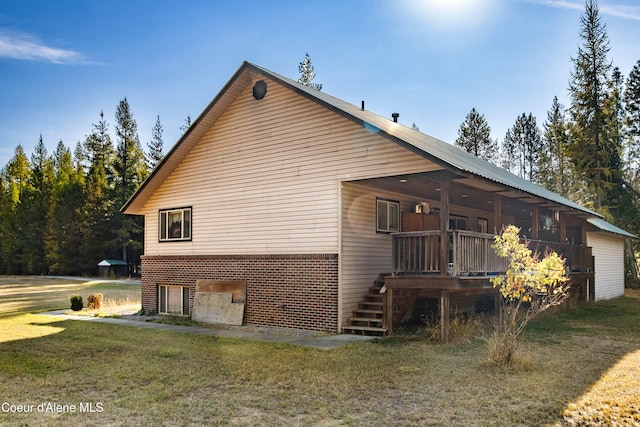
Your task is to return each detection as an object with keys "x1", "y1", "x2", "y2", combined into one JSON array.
[{"x1": 40, "y1": 310, "x2": 376, "y2": 350}]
